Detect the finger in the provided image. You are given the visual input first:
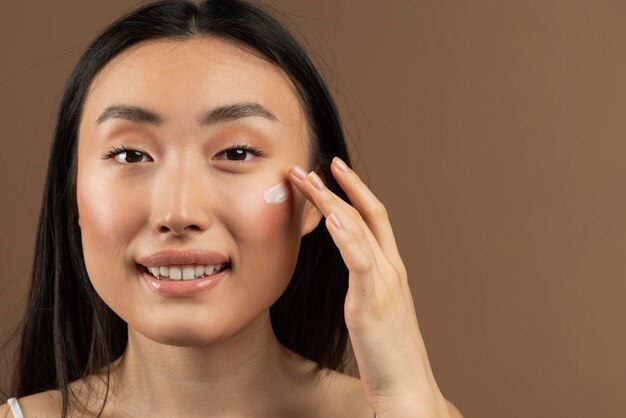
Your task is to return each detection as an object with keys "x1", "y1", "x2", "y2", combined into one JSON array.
[
  {"x1": 289, "y1": 167, "x2": 379, "y2": 292},
  {"x1": 287, "y1": 166, "x2": 317, "y2": 204},
  {"x1": 289, "y1": 166, "x2": 388, "y2": 270},
  {"x1": 290, "y1": 166, "x2": 389, "y2": 265},
  {"x1": 325, "y1": 211, "x2": 377, "y2": 298},
  {"x1": 329, "y1": 157, "x2": 403, "y2": 267}
]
